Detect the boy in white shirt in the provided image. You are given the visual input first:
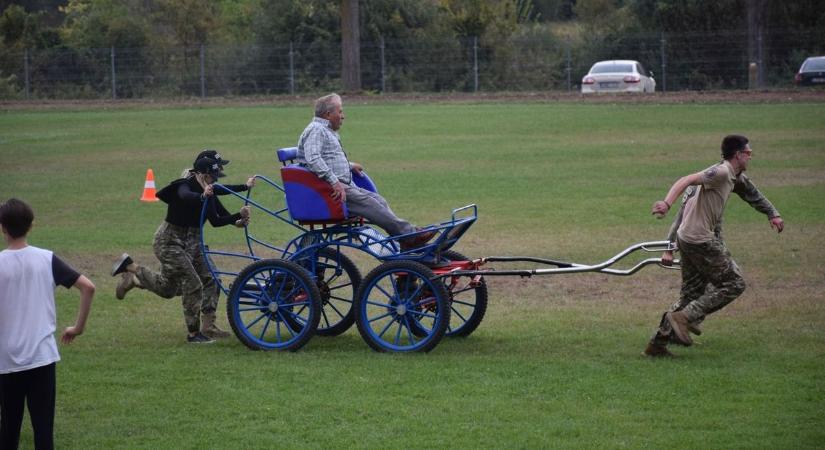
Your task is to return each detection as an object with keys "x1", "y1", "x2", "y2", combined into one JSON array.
[{"x1": 0, "y1": 198, "x2": 95, "y2": 450}]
